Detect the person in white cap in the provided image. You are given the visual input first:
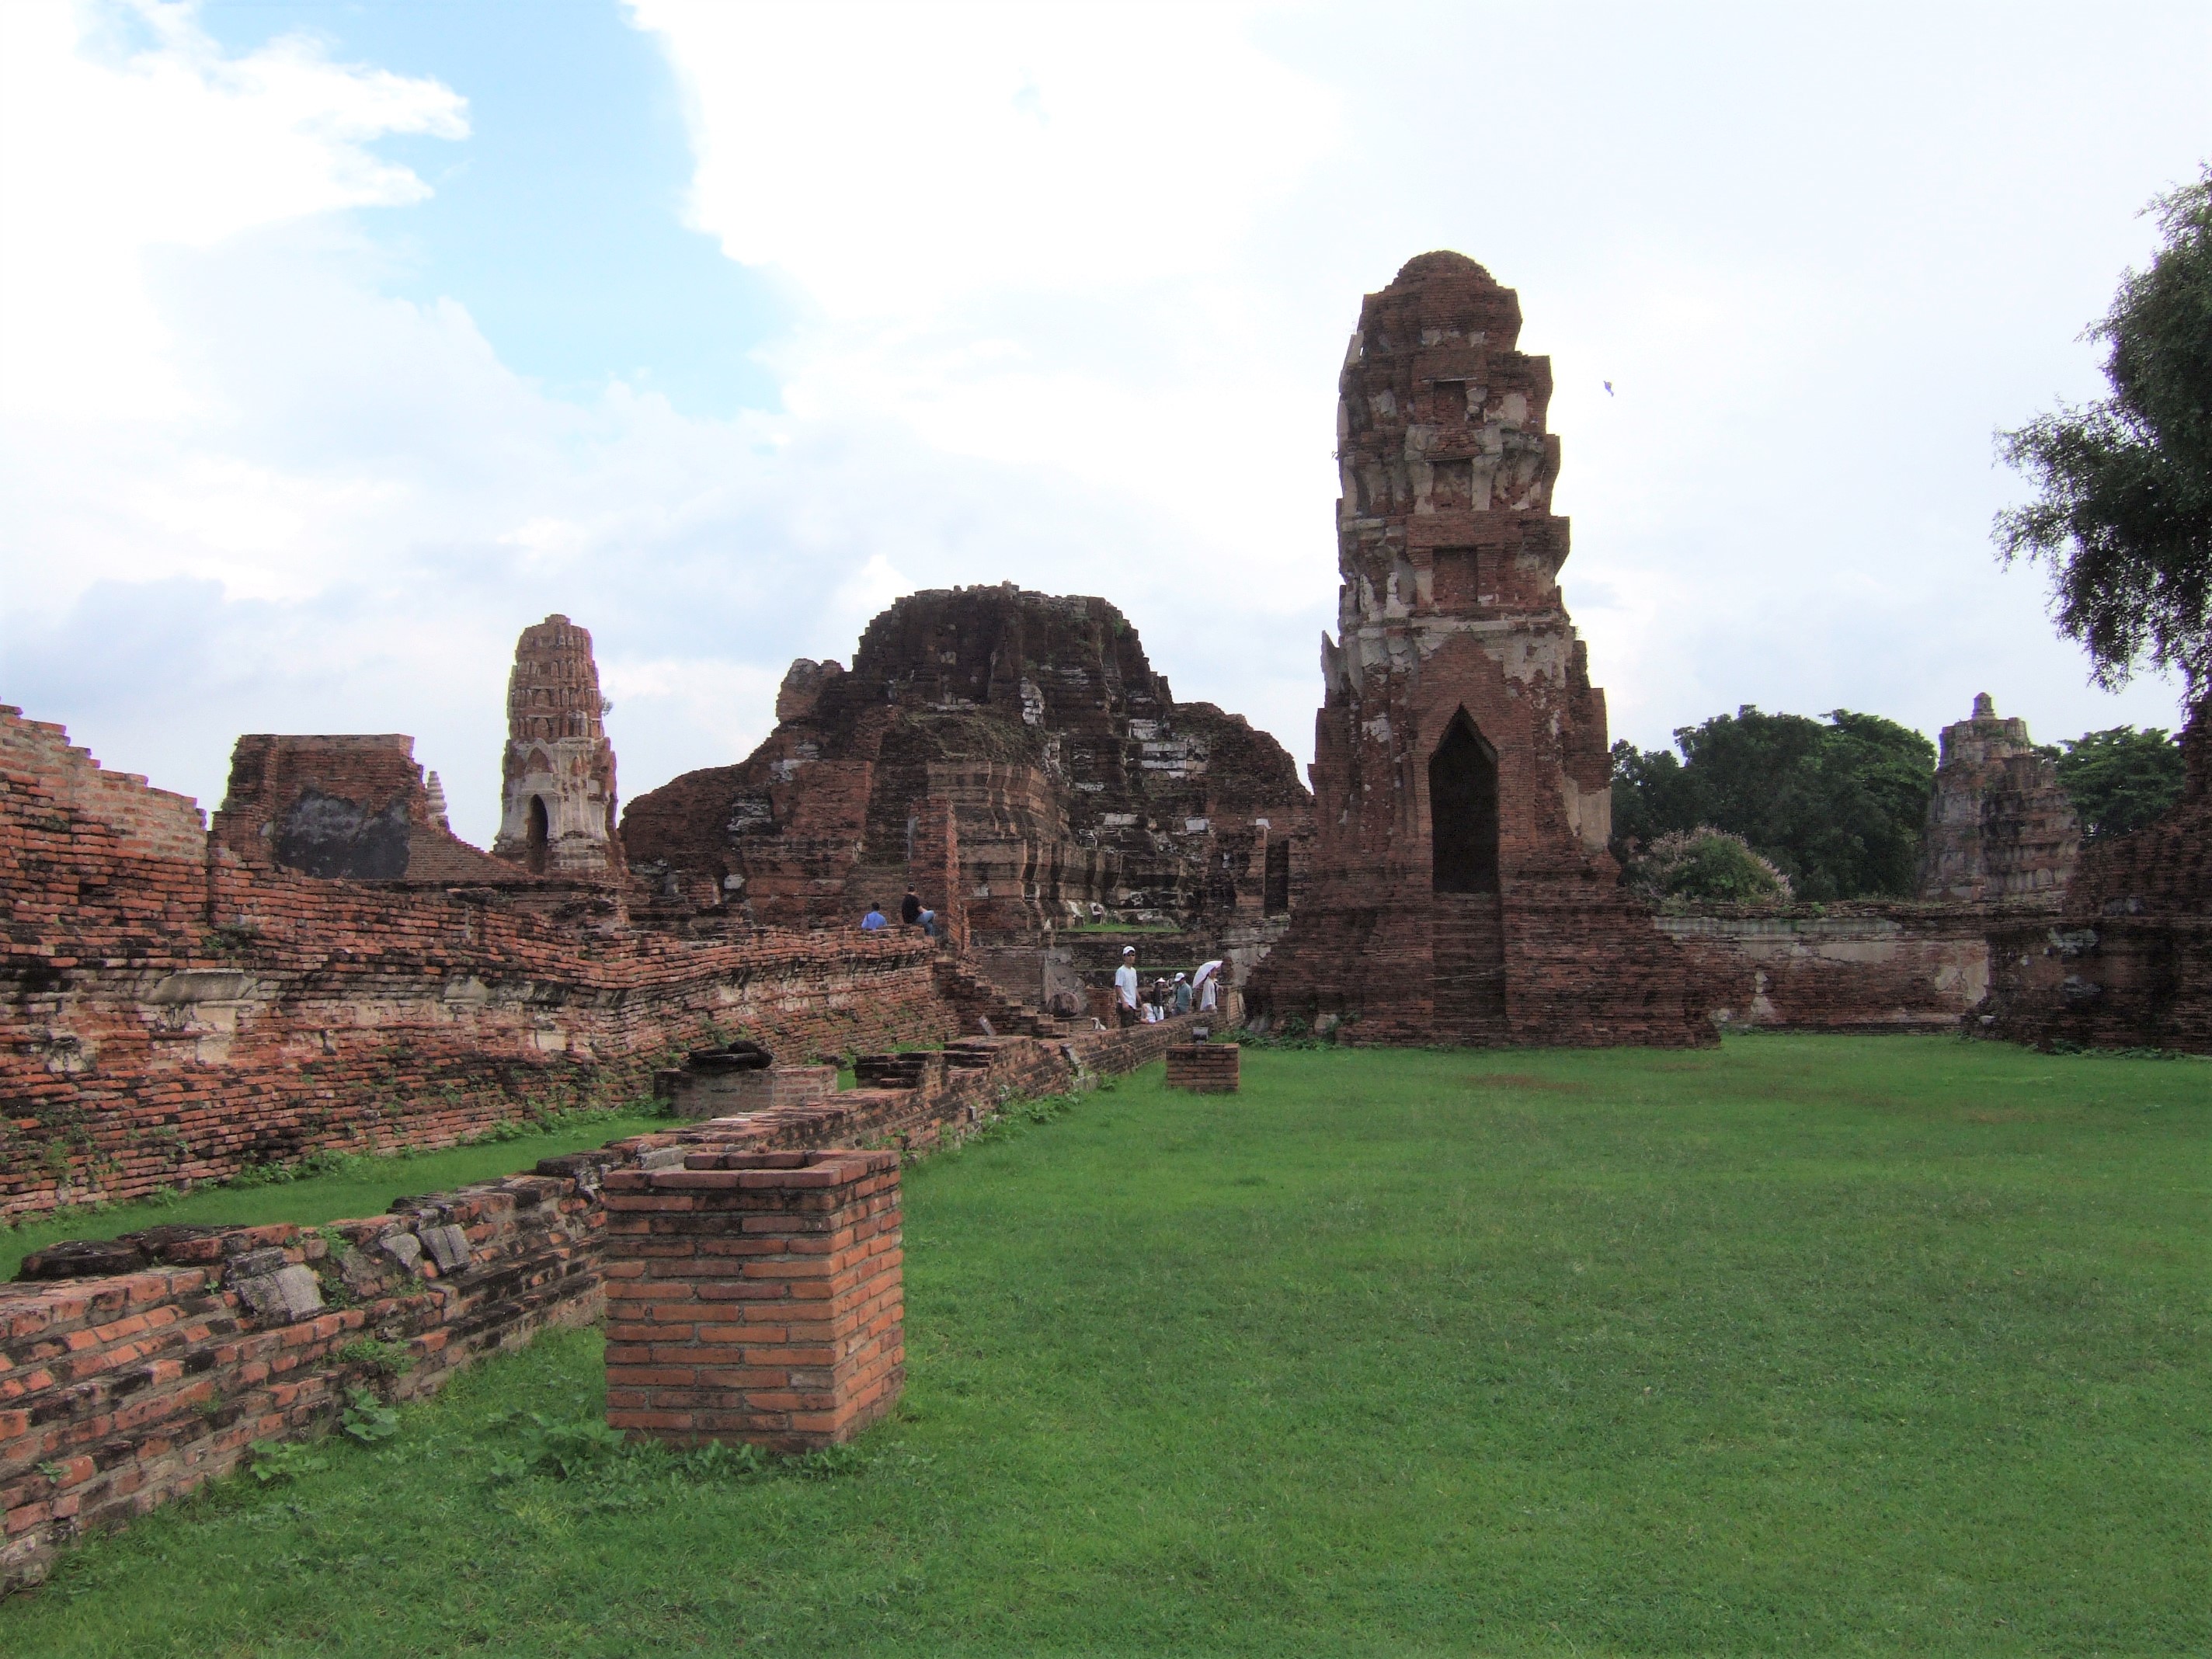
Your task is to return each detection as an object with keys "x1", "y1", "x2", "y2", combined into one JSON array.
[
  {"x1": 1171, "y1": 972, "x2": 1192, "y2": 1016},
  {"x1": 1113, "y1": 945, "x2": 1140, "y2": 1028}
]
